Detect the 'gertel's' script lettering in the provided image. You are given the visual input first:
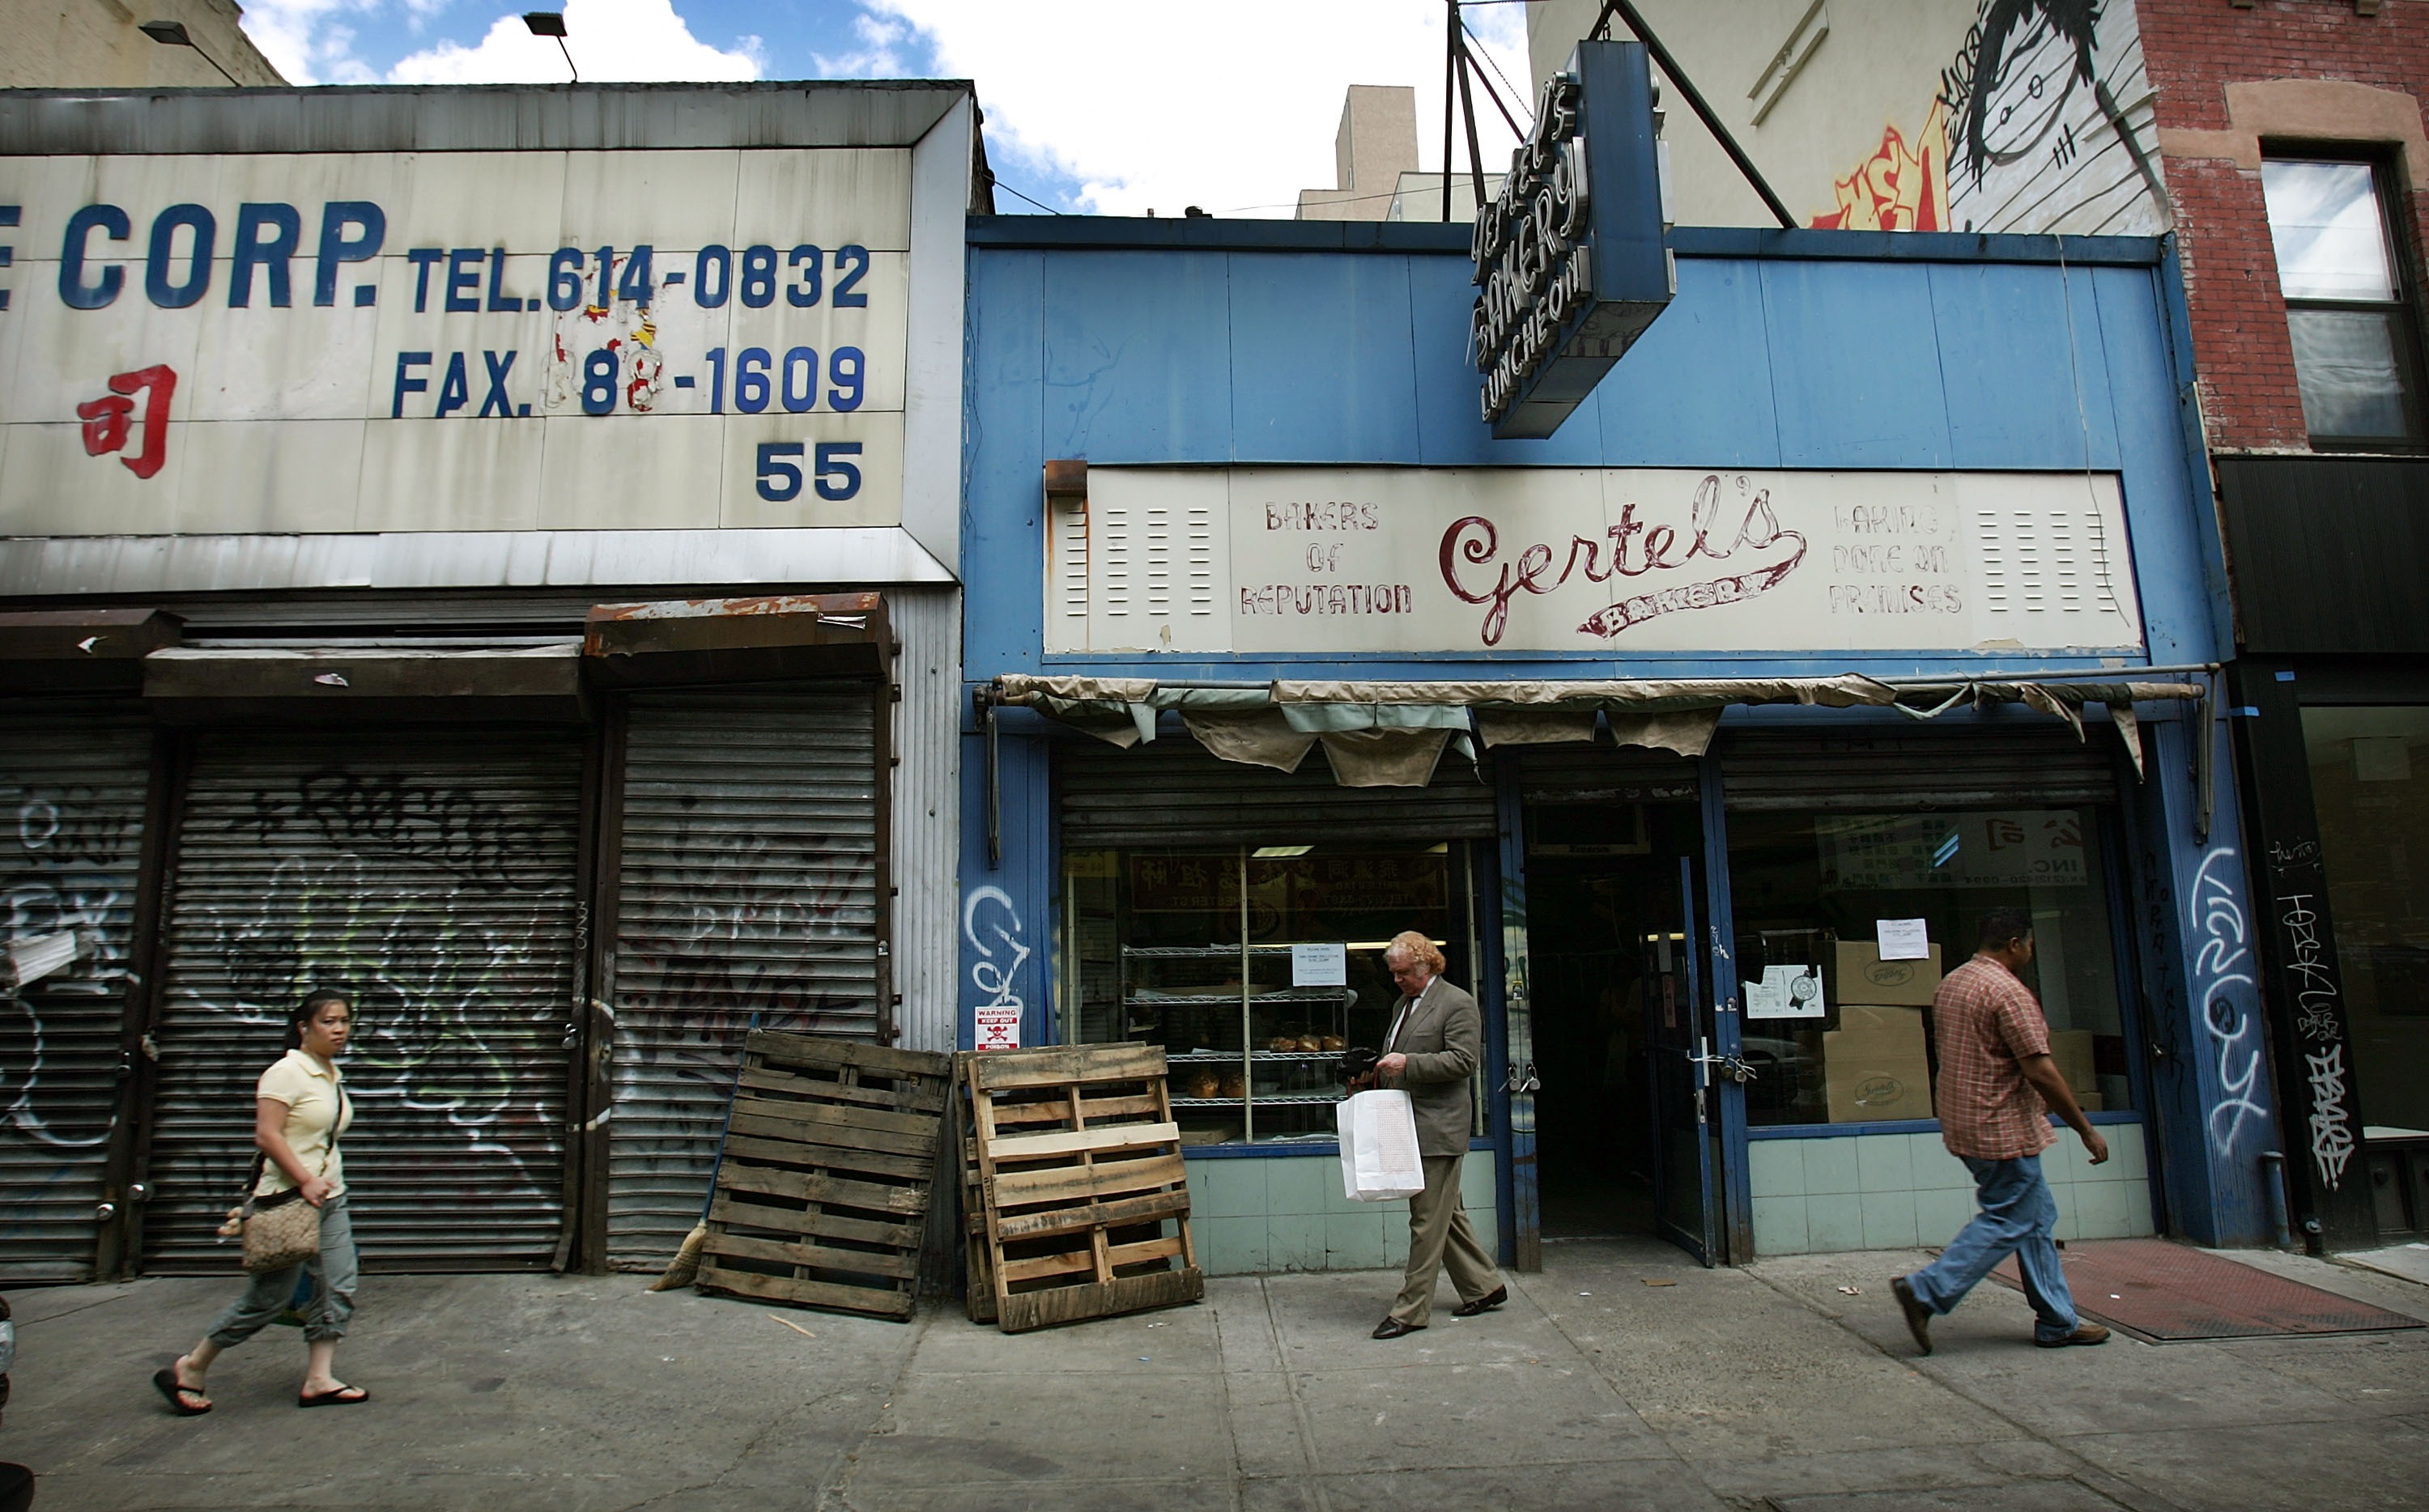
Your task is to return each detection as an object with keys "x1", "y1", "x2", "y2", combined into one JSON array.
[{"x1": 1438, "y1": 474, "x2": 1808, "y2": 645}]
